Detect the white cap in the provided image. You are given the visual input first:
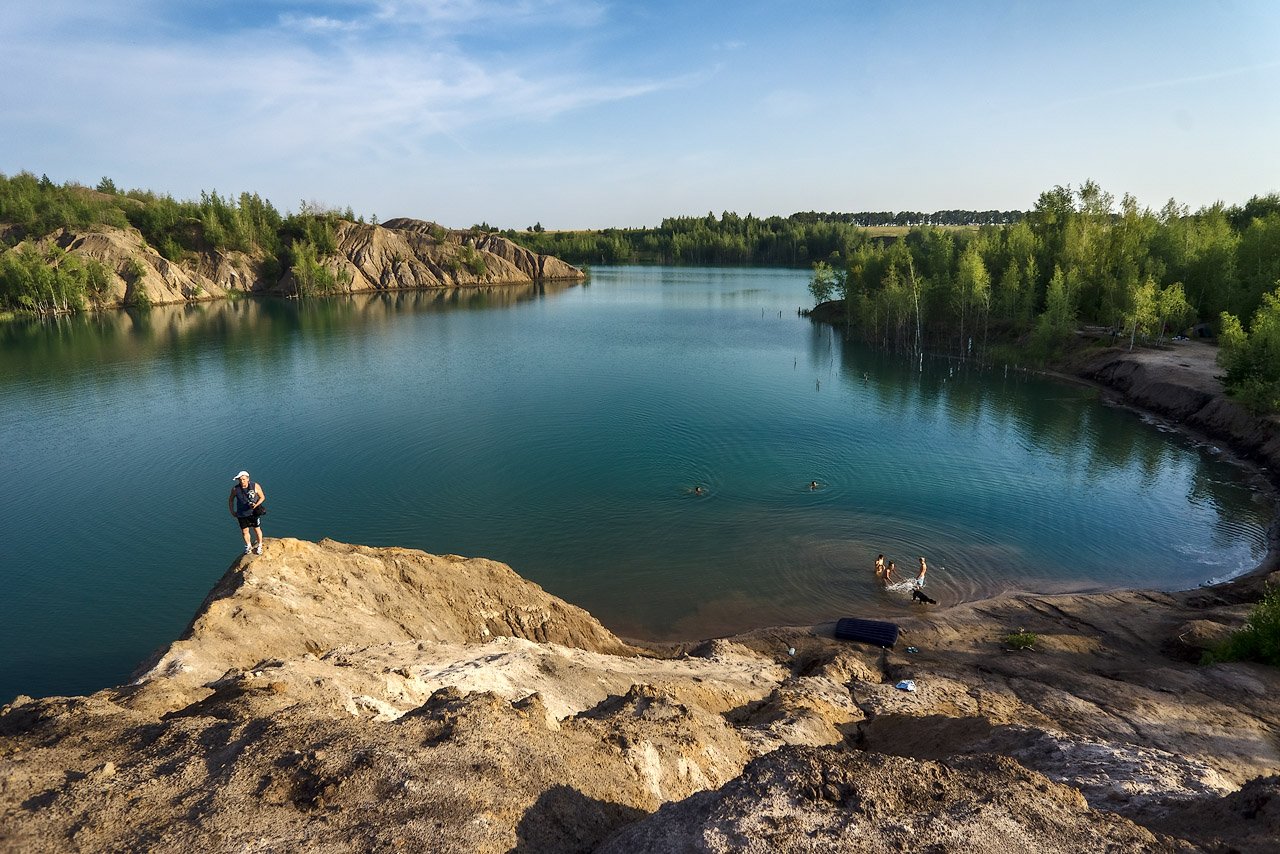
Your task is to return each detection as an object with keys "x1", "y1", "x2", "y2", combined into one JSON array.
[{"x1": 234, "y1": 470, "x2": 250, "y2": 481}]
